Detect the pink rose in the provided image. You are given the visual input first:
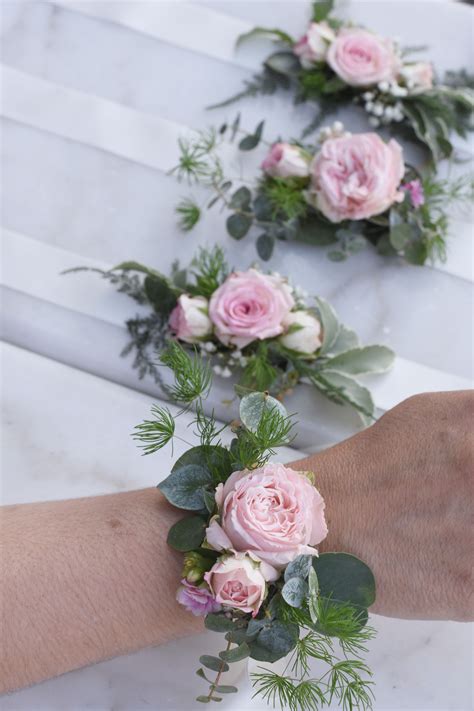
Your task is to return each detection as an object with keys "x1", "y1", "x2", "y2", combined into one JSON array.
[
  {"x1": 327, "y1": 29, "x2": 399, "y2": 87},
  {"x1": 401, "y1": 62, "x2": 433, "y2": 94},
  {"x1": 176, "y1": 579, "x2": 221, "y2": 616},
  {"x1": 168, "y1": 294, "x2": 212, "y2": 343},
  {"x1": 261, "y1": 143, "x2": 311, "y2": 179},
  {"x1": 208, "y1": 269, "x2": 295, "y2": 349},
  {"x1": 307, "y1": 133, "x2": 405, "y2": 222},
  {"x1": 294, "y1": 21, "x2": 336, "y2": 68},
  {"x1": 204, "y1": 553, "x2": 267, "y2": 617},
  {"x1": 206, "y1": 463, "x2": 328, "y2": 569}
]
